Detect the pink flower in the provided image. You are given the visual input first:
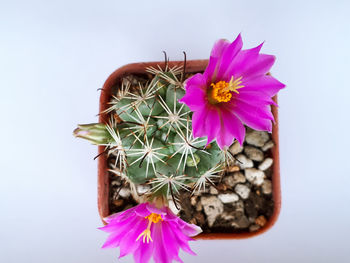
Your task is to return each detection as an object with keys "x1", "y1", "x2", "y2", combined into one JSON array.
[
  {"x1": 179, "y1": 34, "x2": 285, "y2": 149},
  {"x1": 99, "y1": 202, "x2": 202, "y2": 263}
]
